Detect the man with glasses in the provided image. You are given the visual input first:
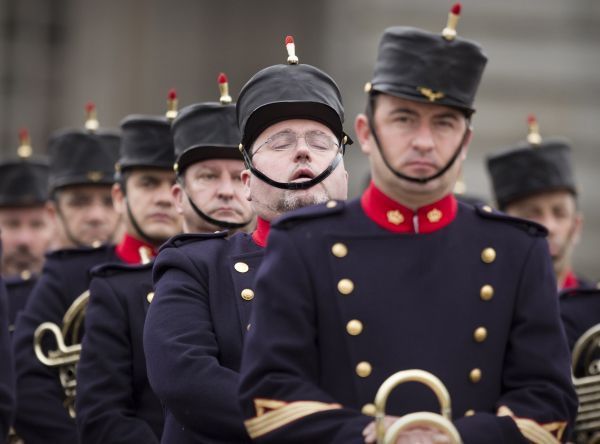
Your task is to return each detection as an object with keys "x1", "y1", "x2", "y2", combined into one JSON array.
[
  {"x1": 143, "y1": 37, "x2": 350, "y2": 443},
  {"x1": 238, "y1": 9, "x2": 576, "y2": 444}
]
